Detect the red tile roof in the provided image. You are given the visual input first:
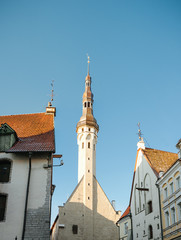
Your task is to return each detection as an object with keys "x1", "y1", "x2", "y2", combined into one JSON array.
[
  {"x1": 0, "y1": 113, "x2": 55, "y2": 152},
  {"x1": 117, "y1": 206, "x2": 130, "y2": 222},
  {"x1": 142, "y1": 148, "x2": 178, "y2": 176}
]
